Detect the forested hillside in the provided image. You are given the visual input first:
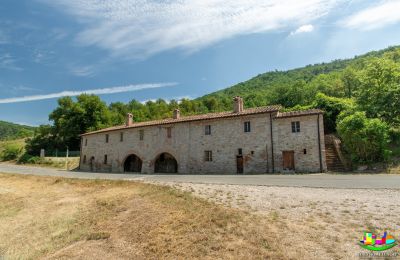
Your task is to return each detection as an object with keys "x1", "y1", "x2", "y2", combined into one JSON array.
[
  {"x1": 0, "y1": 121, "x2": 35, "y2": 140},
  {"x1": 24, "y1": 46, "x2": 400, "y2": 164}
]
